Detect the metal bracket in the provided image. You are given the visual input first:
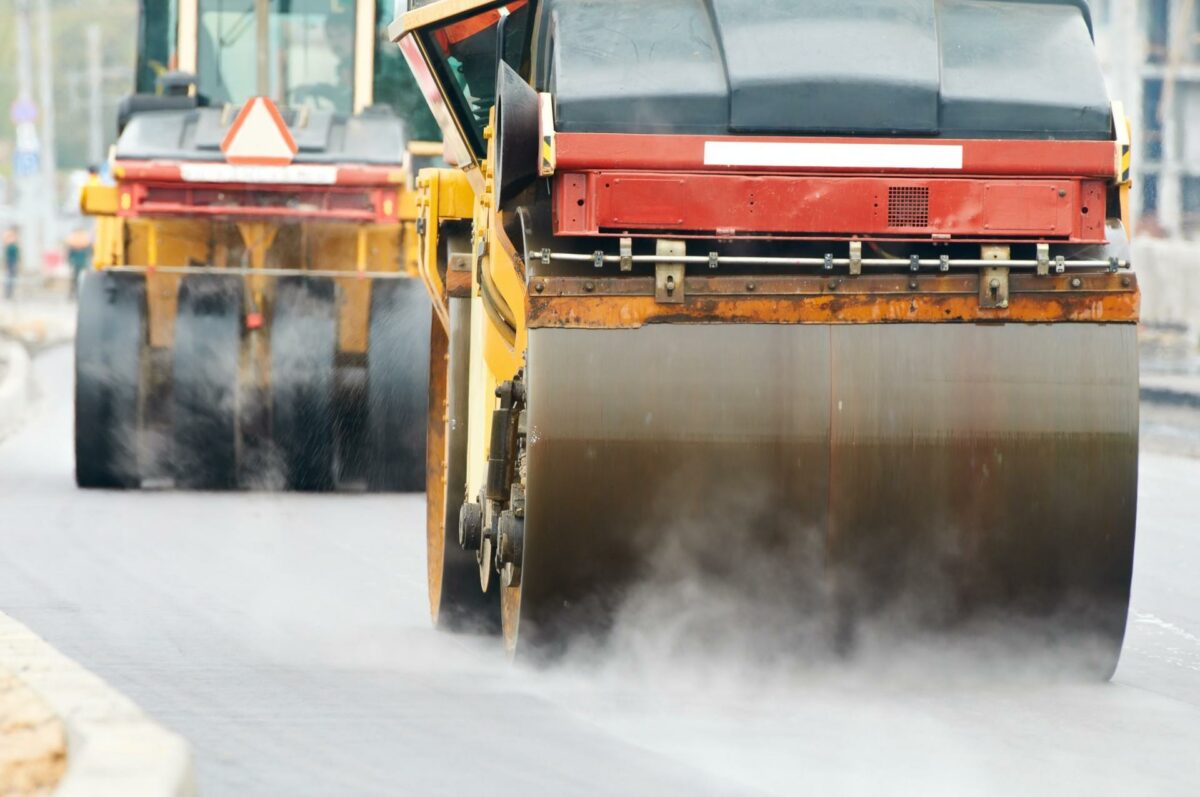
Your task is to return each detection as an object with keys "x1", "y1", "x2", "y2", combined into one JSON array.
[
  {"x1": 980, "y1": 267, "x2": 1010, "y2": 309},
  {"x1": 447, "y1": 252, "x2": 472, "y2": 272},
  {"x1": 474, "y1": 237, "x2": 488, "y2": 281},
  {"x1": 1036, "y1": 243, "x2": 1050, "y2": 276},
  {"x1": 982, "y1": 244, "x2": 1010, "y2": 262},
  {"x1": 848, "y1": 241, "x2": 862, "y2": 276},
  {"x1": 980, "y1": 245, "x2": 1010, "y2": 309},
  {"x1": 655, "y1": 239, "x2": 686, "y2": 304},
  {"x1": 619, "y1": 237, "x2": 633, "y2": 272}
]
